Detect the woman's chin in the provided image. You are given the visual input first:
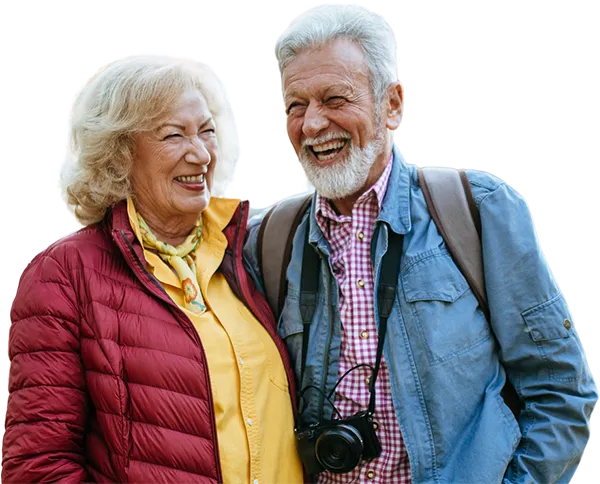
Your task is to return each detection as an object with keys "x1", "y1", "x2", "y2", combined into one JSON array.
[{"x1": 174, "y1": 194, "x2": 211, "y2": 218}]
